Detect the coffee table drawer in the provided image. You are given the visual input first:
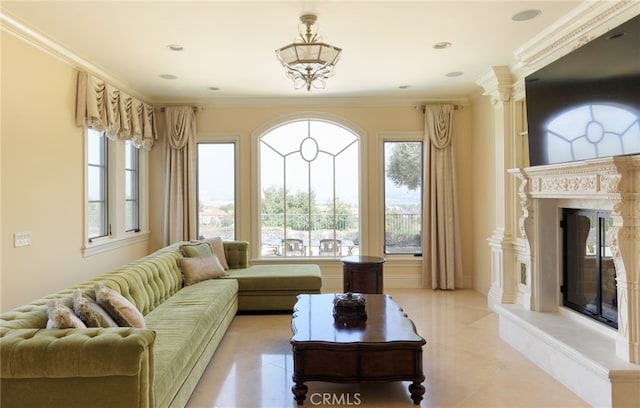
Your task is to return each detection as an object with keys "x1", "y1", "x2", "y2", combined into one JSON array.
[
  {"x1": 293, "y1": 348, "x2": 359, "y2": 379},
  {"x1": 360, "y1": 348, "x2": 423, "y2": 379}
]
